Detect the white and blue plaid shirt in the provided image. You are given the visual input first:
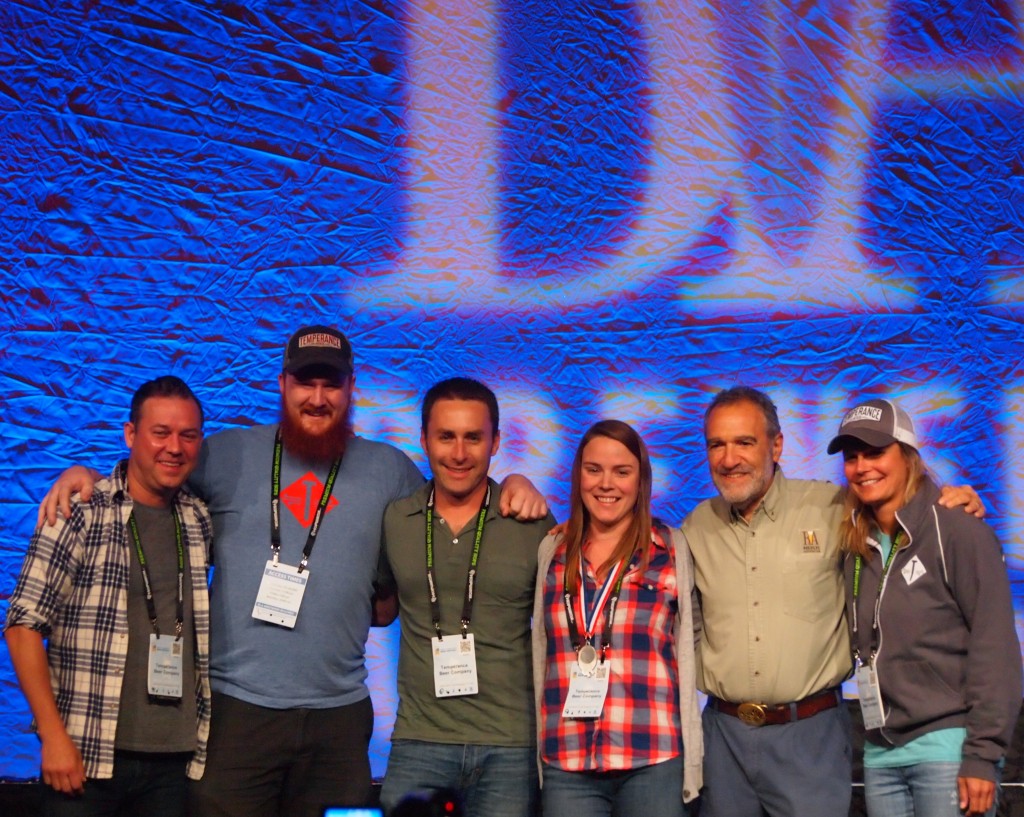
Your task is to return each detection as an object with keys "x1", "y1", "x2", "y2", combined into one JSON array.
[{"x1": 4, "y1": 461, "x2": 213, "y2": 779}]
